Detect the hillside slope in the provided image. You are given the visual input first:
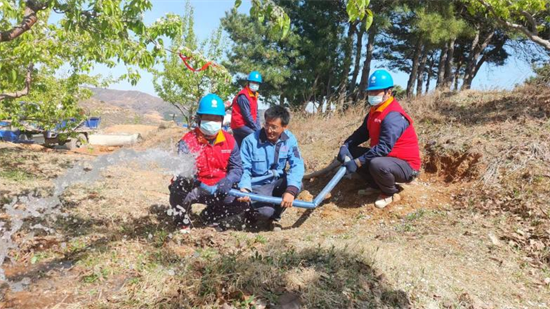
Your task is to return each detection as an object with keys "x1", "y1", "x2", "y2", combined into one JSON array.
[
  {"x1": 1, "y1": 87, "x2": 549, "y2": 308},
  {"x1": 86, "y1": 88, "x2": 181, "y2": 122}
]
